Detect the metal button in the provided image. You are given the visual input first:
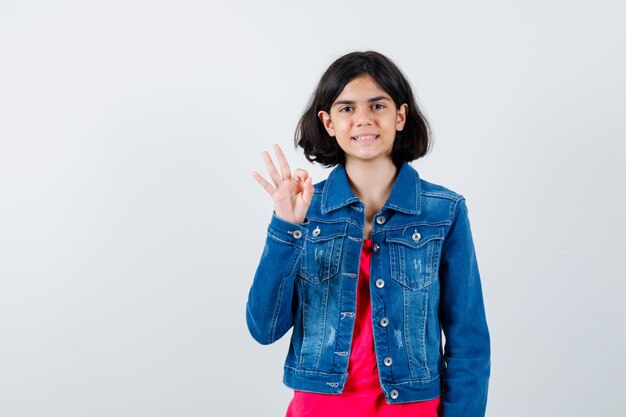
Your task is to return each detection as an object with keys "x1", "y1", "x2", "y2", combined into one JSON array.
[
  {"x1": 312, "y1": 226, "x2": 321, "y2": 237},
  {"x1": 375, "y1": 216, "x2": 386, "y2": 225},
  {"x1": 292, "y1": 230, "x2": 302, "y2": 239},
  {"x1": 375, "y1": 279, "x2": 385, "y2": 288},
  {"x1": 379, "y1": 317, "x2": 389, "y2": 327},
  {"x1": 373, "y1": 243, "x2": 380, "y2": 252},
  {"x1": 390, "y1": 390, "x2": 399, "y2": 399},
  {"x1": 412, "y1": 231, "x2": 421, "y2": 242},
  {"x1": 384, "y1": 357, "x2": 393, "y2": 366}
]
